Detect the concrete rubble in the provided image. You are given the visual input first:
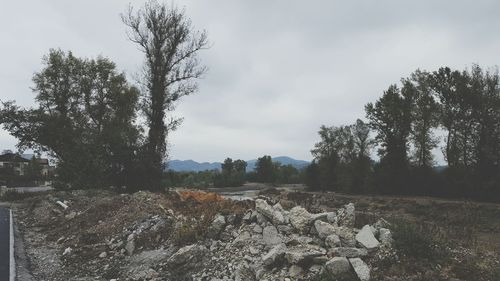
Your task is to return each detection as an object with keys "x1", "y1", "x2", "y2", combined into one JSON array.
[{"x1": 21, "y1": 191, "x2": 396, "y2": 280}]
